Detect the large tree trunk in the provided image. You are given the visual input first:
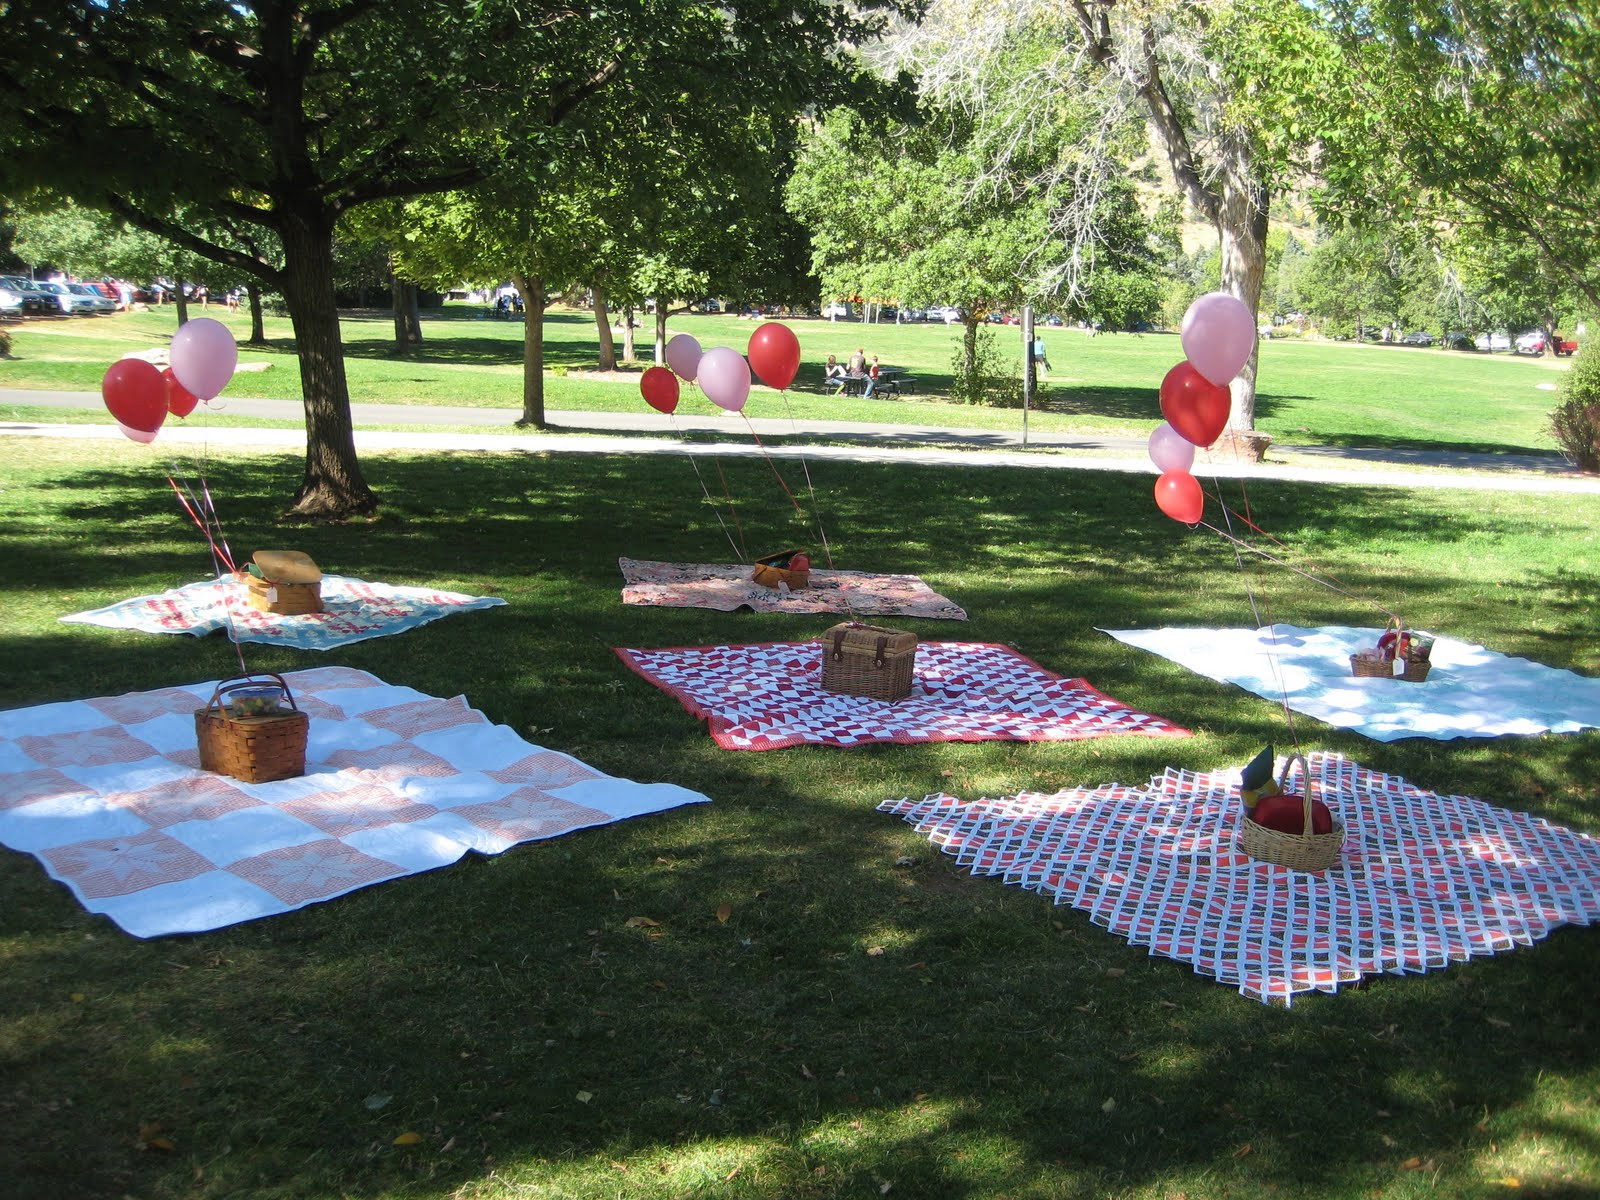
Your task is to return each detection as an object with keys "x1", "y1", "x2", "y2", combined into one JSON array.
[
  {"x1": 621, "y1": 305, "x2": 637, "y2": 363},
  {"x1": 1218, "y1": 158, "x2": 1269, "y2": 431},
  {"x1": 278, "y1": 210, "x2": 378, "y2": 517},
  {"x1": 653, "y1": 298, "x2": 668, "y2": 364},
  {"x1": 174, "y1": 277, "x2": 190, "y2": 325},
  {"x1": 390, "y1": 265, "x2": 422, "y2": 353},
  {"x1": 593, "y1": 282, "x2": 616, "y2": 371},
  {"x1": 512, "y1": 271, "x2": 547, "y2": 427},
  {"x1": 246, "y1": 283, "x2": 266, "y2": 345}
]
